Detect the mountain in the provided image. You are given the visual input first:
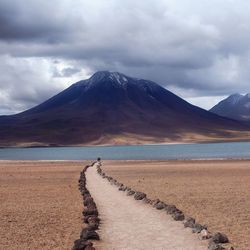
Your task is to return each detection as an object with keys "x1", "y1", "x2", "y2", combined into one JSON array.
[
  {"x1": 0, "y1": 71, "x2": 249, "y2": 147},
  {"x1": 210, "y1": 93, "x2": 250, "y2": 121}
]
